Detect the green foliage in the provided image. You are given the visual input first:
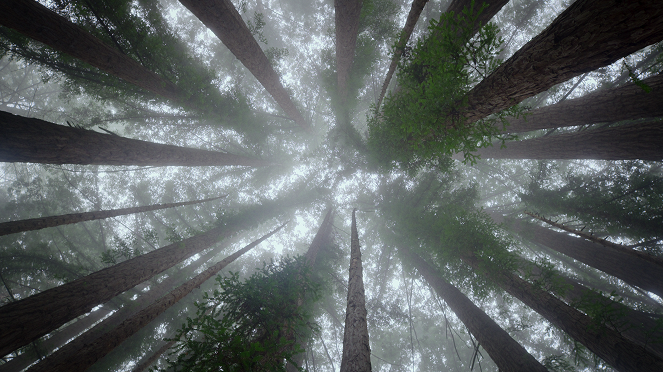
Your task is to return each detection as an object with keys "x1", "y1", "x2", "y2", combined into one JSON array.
[
  {"x1": 367, "y1": 3, "x2": 521, "y2": 171},
  {"x1": 159, "y1": 256, "x2": 322, "y2": 372}
]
